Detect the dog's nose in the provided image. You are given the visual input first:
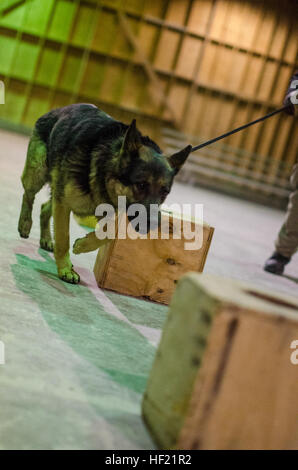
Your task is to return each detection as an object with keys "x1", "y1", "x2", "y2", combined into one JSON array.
[
  {"x1": 127, "y1": 214, "x2": 137, "y2": 224},
  {"x1": 127, "y1": 213, "x2": 149, "y2": 234},
  {"x1": 127, "y1": 211, "x2": 161, "y2": 234}
]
